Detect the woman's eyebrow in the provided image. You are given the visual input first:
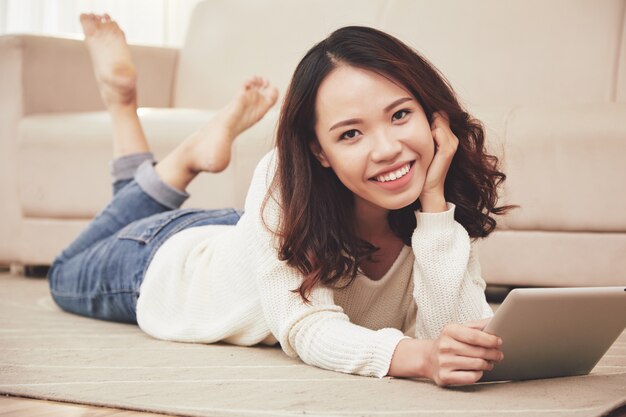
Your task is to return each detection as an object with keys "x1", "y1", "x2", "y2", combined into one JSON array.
[
  {"x1": 384, "y1": 97, "x2": 413, "y2": 112},
  {"x1": 329, "y1": 118, "x2": 363, "y2": 132},
  {"x1": 328, "y1": 97, "x2": 414, "y2": 132}
]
